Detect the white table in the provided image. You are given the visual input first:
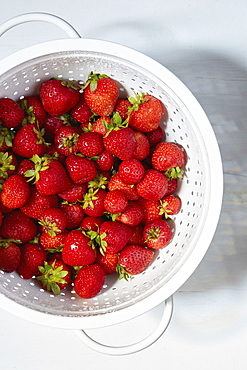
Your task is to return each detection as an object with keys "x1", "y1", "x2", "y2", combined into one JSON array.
[{"x1": 0, "y1": 1, "x2": 247, "y2": 369}]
